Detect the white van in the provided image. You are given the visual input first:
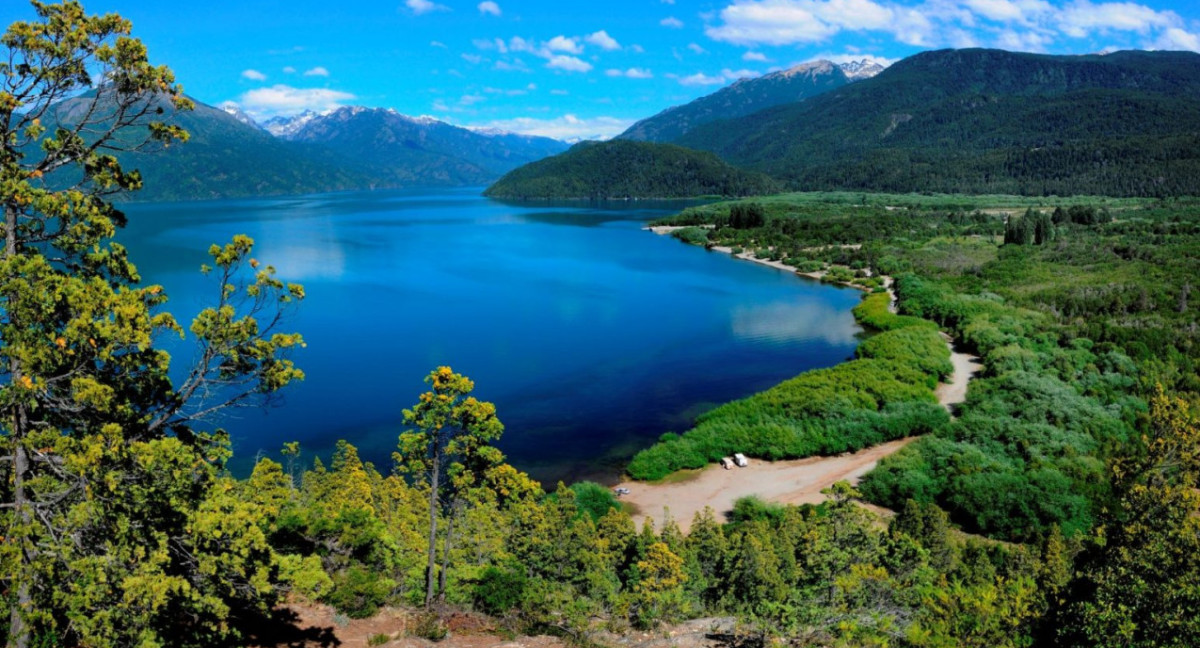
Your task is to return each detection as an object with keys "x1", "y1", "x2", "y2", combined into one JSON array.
[
  {"x1": 720, "y1": 457, "x2": 735, "y2": 470},
  {"x1": 733, "y1": 453, "x2": 749, "y2": 467}
]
